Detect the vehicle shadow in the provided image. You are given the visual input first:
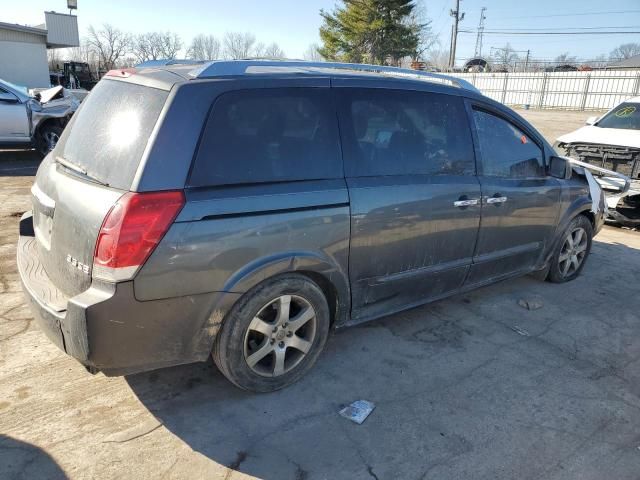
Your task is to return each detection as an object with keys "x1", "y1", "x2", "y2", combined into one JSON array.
[
  {"x1": 129, "y1": 236, "x2": 639, "y2": 479},
  {"x1": 0, "y1": 435, "x2": 68, "y2": 480},
  {"x1": 0, "y1": 150, "x2": 40, "y2": 177}
]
